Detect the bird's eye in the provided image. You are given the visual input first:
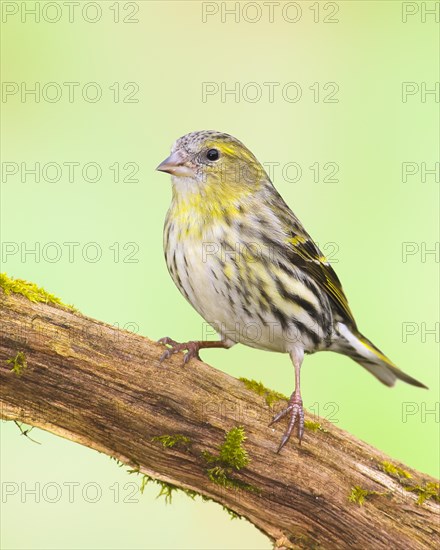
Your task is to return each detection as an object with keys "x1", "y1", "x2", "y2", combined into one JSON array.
[{"x1": 206, "y1": 148, "x2": 220, "y2": 161}]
